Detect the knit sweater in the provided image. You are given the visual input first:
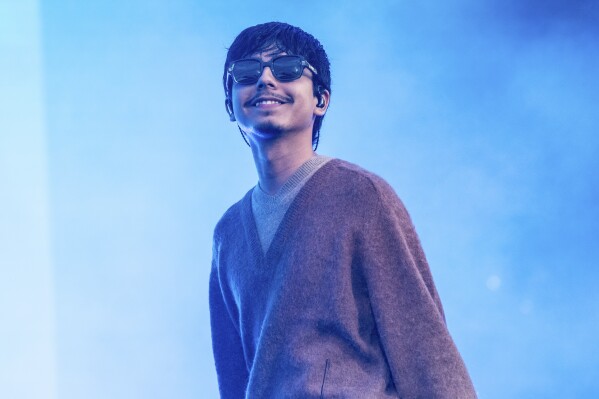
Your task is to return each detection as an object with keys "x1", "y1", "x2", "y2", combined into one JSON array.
[
  {"x1": 209, "y1": 159, "x2": 477, "y2": 399},
  {"x1": 251, "y1": 154, "x2": 332, "y2": 252}
]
